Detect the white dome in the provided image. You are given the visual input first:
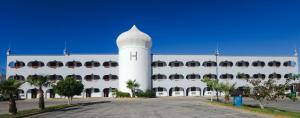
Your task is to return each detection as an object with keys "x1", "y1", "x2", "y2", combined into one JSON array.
[{"x1": 117, "y1": 25, "x2": 152, "y2": 49}]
